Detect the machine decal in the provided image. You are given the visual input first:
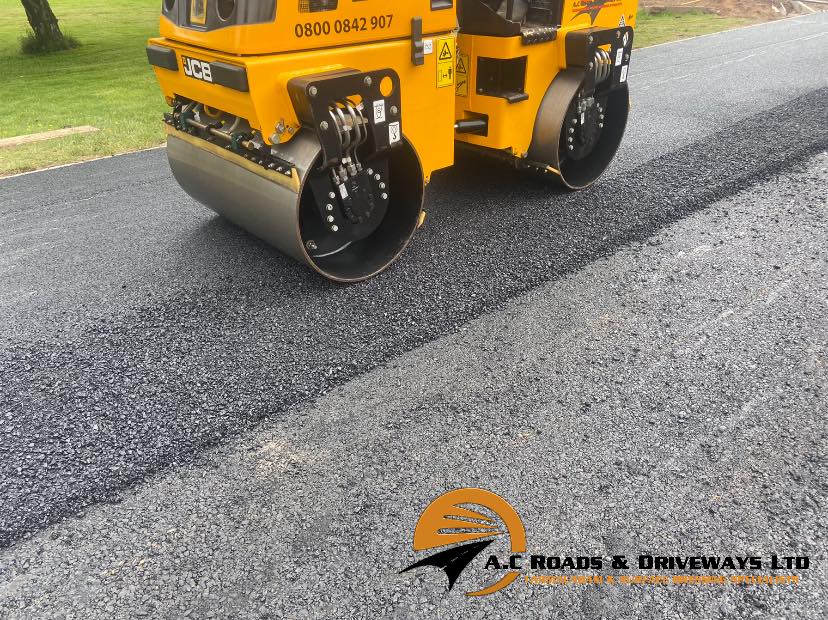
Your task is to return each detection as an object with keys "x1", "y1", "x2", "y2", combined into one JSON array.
[
  {"x1": 572, "y1": 0, "x2": 623, "y2": 25},
  {"x1": 294, "y1": 14, "x2": 394, "y2": 38},
  {"x1": 424, "y1": 39, "x2": 434, "y2": 55},
  {"x1": 373, "y1": 100, "x2": 386, "y2": 124},
  {"x1": 436, "y1": 38, "x2": 455, "y2": 88},
  {"x1": 182, "y1": 57, "x2": 213, "y2": 83},
  {"x1": 615, "y1": 47, "x2": 623, "y2": 66},
  {"x1": 388, "y1": 122, "x2": 401, "y2": 145},
  {"x1": 620, "y1": 65, "x2": 628, "y2": 82},
  {"x1": 456, "y1": 53, "x2": 469, "y2": 97}
]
